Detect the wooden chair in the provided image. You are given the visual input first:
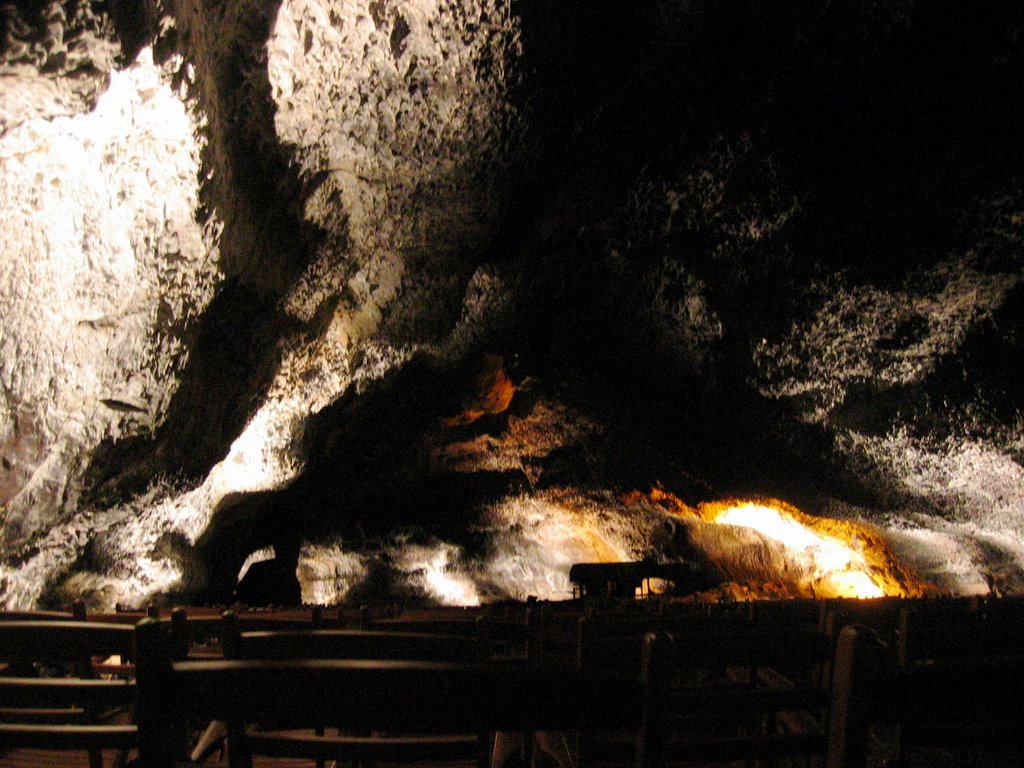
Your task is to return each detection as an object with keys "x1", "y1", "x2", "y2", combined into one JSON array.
[
  {"x1": 575, "y1": 615, "x2": 648, "y2": 768},
  {"x1": 878, "y1": 605, "x2": 1024, "y2": 766},
  {"x1": 0, "y1": 609, "x2": 74, "y2": 675},
  {"x1": 823, "y1": 624, "x2": 887, "y2": 768},
  {"x1": 217, "y1": 610, "x2": 493, "y2": 767},
  {"x1": 222, "y1": 611, "x2": 486, "y2": 663},
  {"x1": 134, "y1": 617, "x2": 638, "y2": 768},
  {"x1": 161, "y1": 606, "x2": 328, "y2": 665},
  {"x1": 0, "y1": 620, "x2": 139, "y2": 768},
  {"x1": 879, "y1": 655, "x2": 1024, "y2": 767},
  {"x1": 635, "y1": 623, "x2": 880, "y2": 768}
]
